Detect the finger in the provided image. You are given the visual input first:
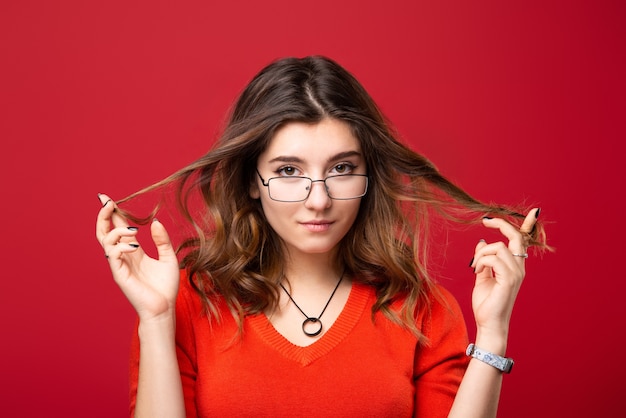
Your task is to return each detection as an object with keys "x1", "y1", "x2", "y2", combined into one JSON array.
[
  {"x1": 105, "y1": 242, "x2": 141, "y2": 266},
  {"x1": 473, "y1": 240, "x2": 525, "y2": 281},
  {"x1": 151, "y1": 219, "x2": 176, "y2": 261},
  {"x1": 470, "y1": 239, "x2": 494, "y2": 279},
  {"x1": 469, "y1": 239, "x2": 488, "y2": 268},
  {"x1": 96, "y1": 193, "x2": 117, "y2": 244},
  {"x1": 470, "y1": 240, "x2": 502, "y2": 278},
  {"x1": 97, "y1": 193, "x2": 129, "y2": 227},
  {"x1": 474, "y1": 253, "x2": 524, "y2": 296},
  {"x1": 473, "y1": 240, "x2": 523, "y2": 275},
  {"x1": 96, "y1": 193, "x2": 130, "y2": 243},
  {"x1": 482, "y1": 217, "x2": 526, "y2": 256},
  {"x1": 98, "y1": 193, "x2": 114, "y2": 209},
  {"x1": 472, "y1": 241, "x2": 517, "y2": 269},
  {"x1": 101, "y1": 226, "x2": 140, "y2": 247},
  {"x1": 102, "y1": 226, "x2": 142, "y2": 267},
  {"x1": 519, "y1": 207, "x2": 541, "y2": 234},
  {"x1": 473, "y1": 241, "x2": 512, "y2": 262},
  {"x1": 474, "y1": 254, "x2": 499, "y2": 278}
]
